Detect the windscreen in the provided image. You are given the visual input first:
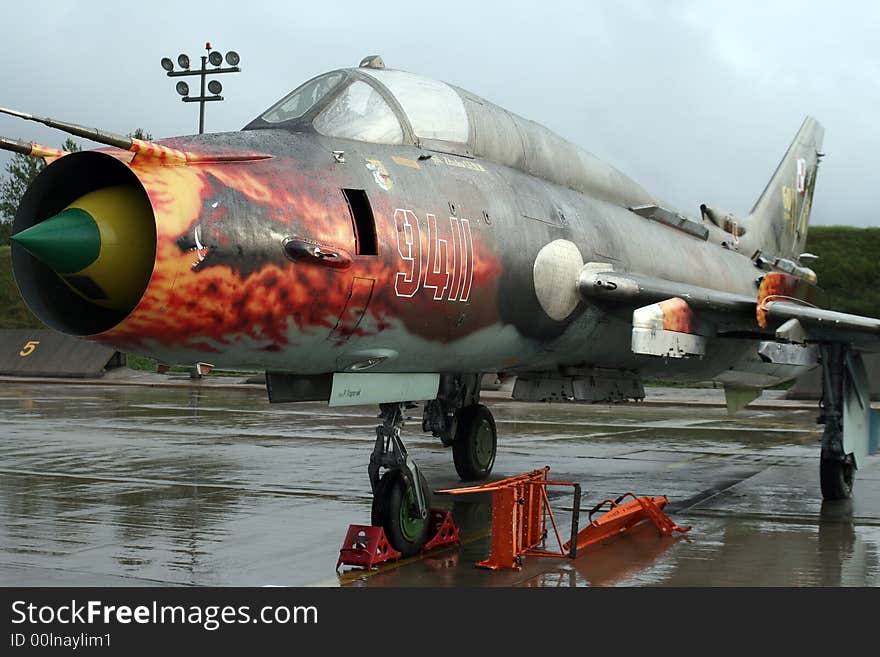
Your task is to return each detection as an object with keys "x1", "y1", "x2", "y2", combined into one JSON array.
[{"x1": 259, "y1": 72, "x2": 344, "y2": 124}]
